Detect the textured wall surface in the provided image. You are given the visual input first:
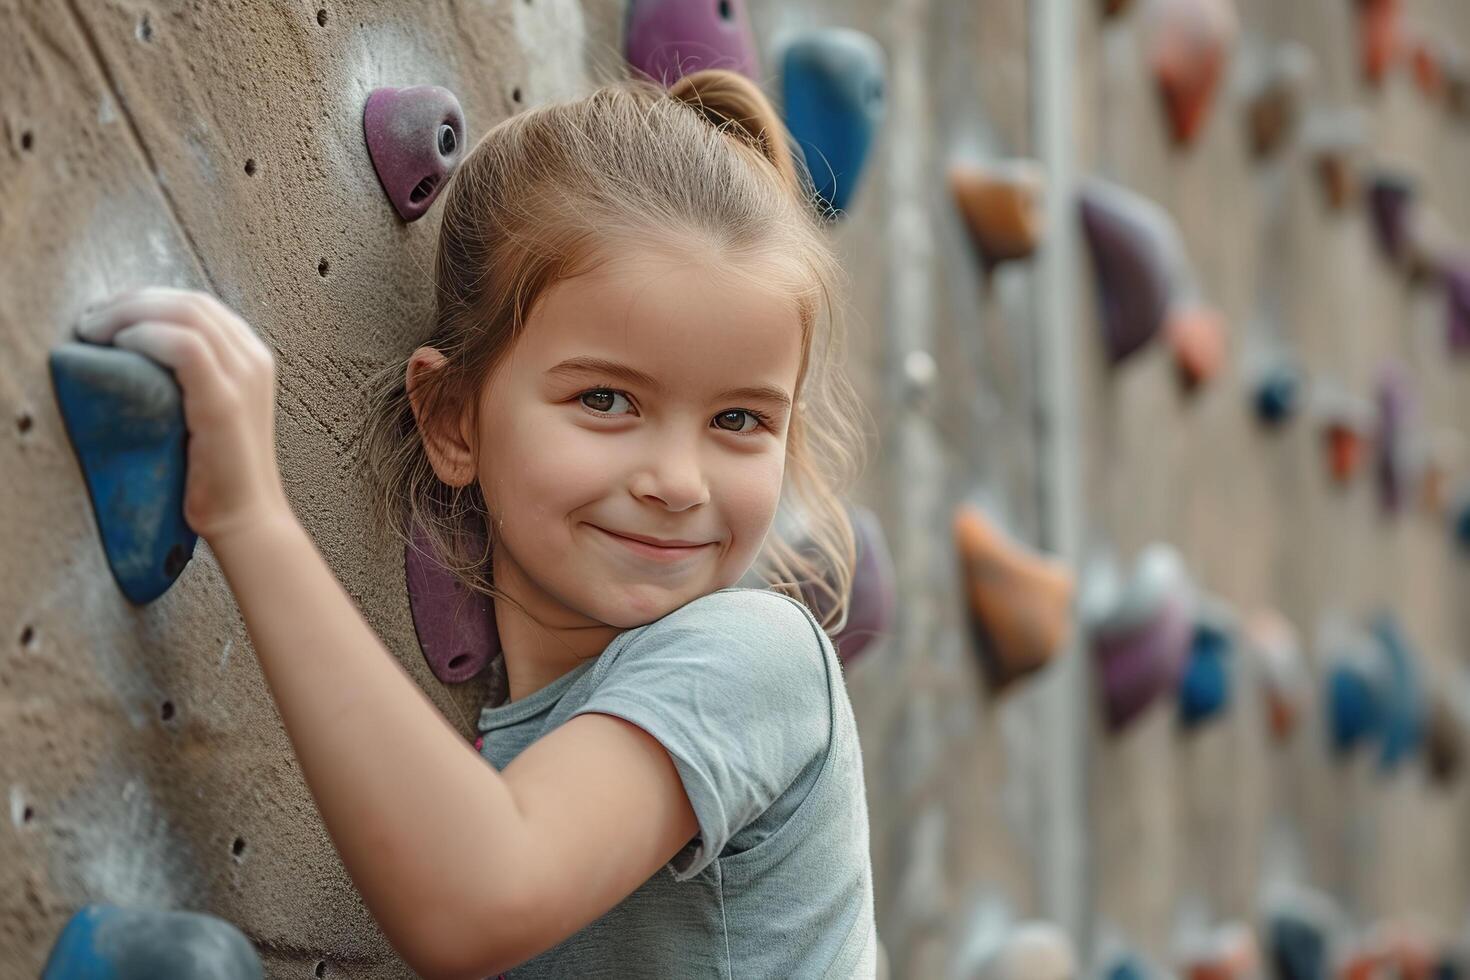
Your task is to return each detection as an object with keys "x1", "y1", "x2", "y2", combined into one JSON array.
[
  {"x1": 1, "y1": 1, "x2": 614, "y2": 974},
  {"x1": 2, "y1": 0, "x2": 1467, "y2": 978}
]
